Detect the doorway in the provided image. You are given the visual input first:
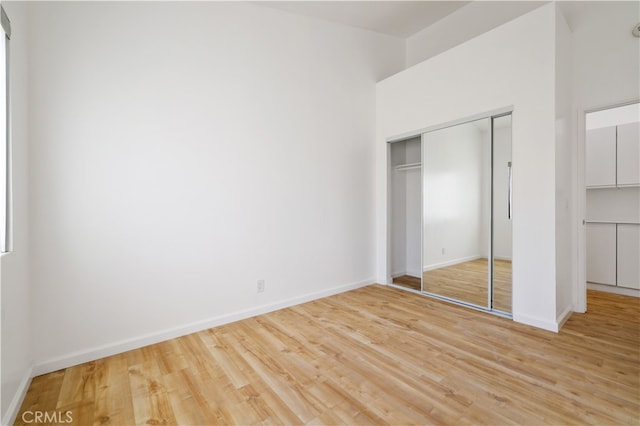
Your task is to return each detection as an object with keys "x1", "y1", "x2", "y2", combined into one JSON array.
[{"x1": 581, "y1": 102, "x2": 640, "y2": 303}]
